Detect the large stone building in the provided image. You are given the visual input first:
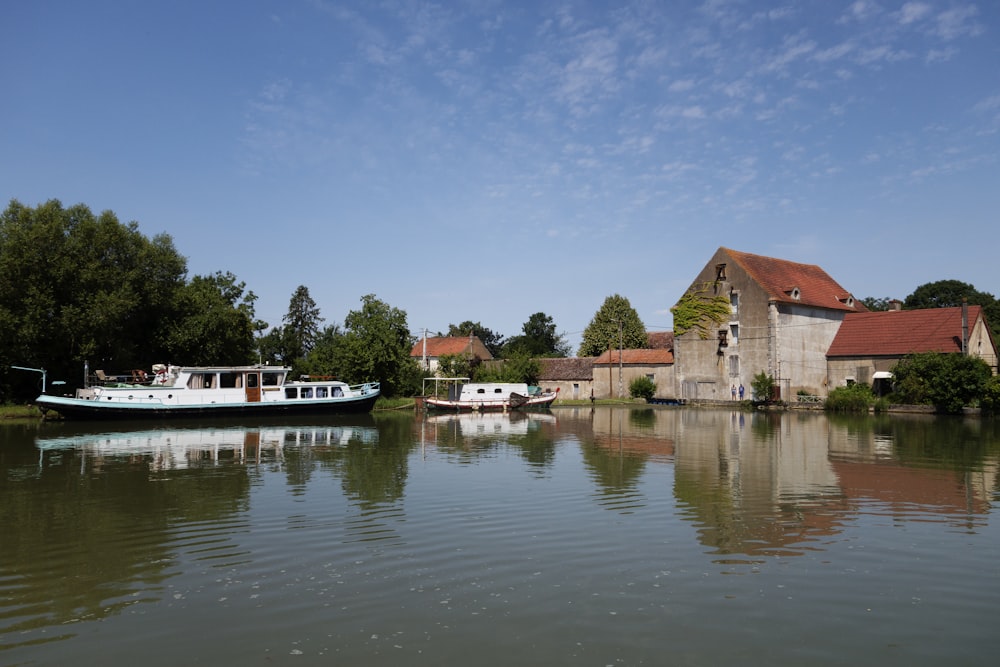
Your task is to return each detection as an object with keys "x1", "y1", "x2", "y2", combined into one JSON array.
[{"x1": 672, "y1": 247, "x2": 865, "y2": 401}]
